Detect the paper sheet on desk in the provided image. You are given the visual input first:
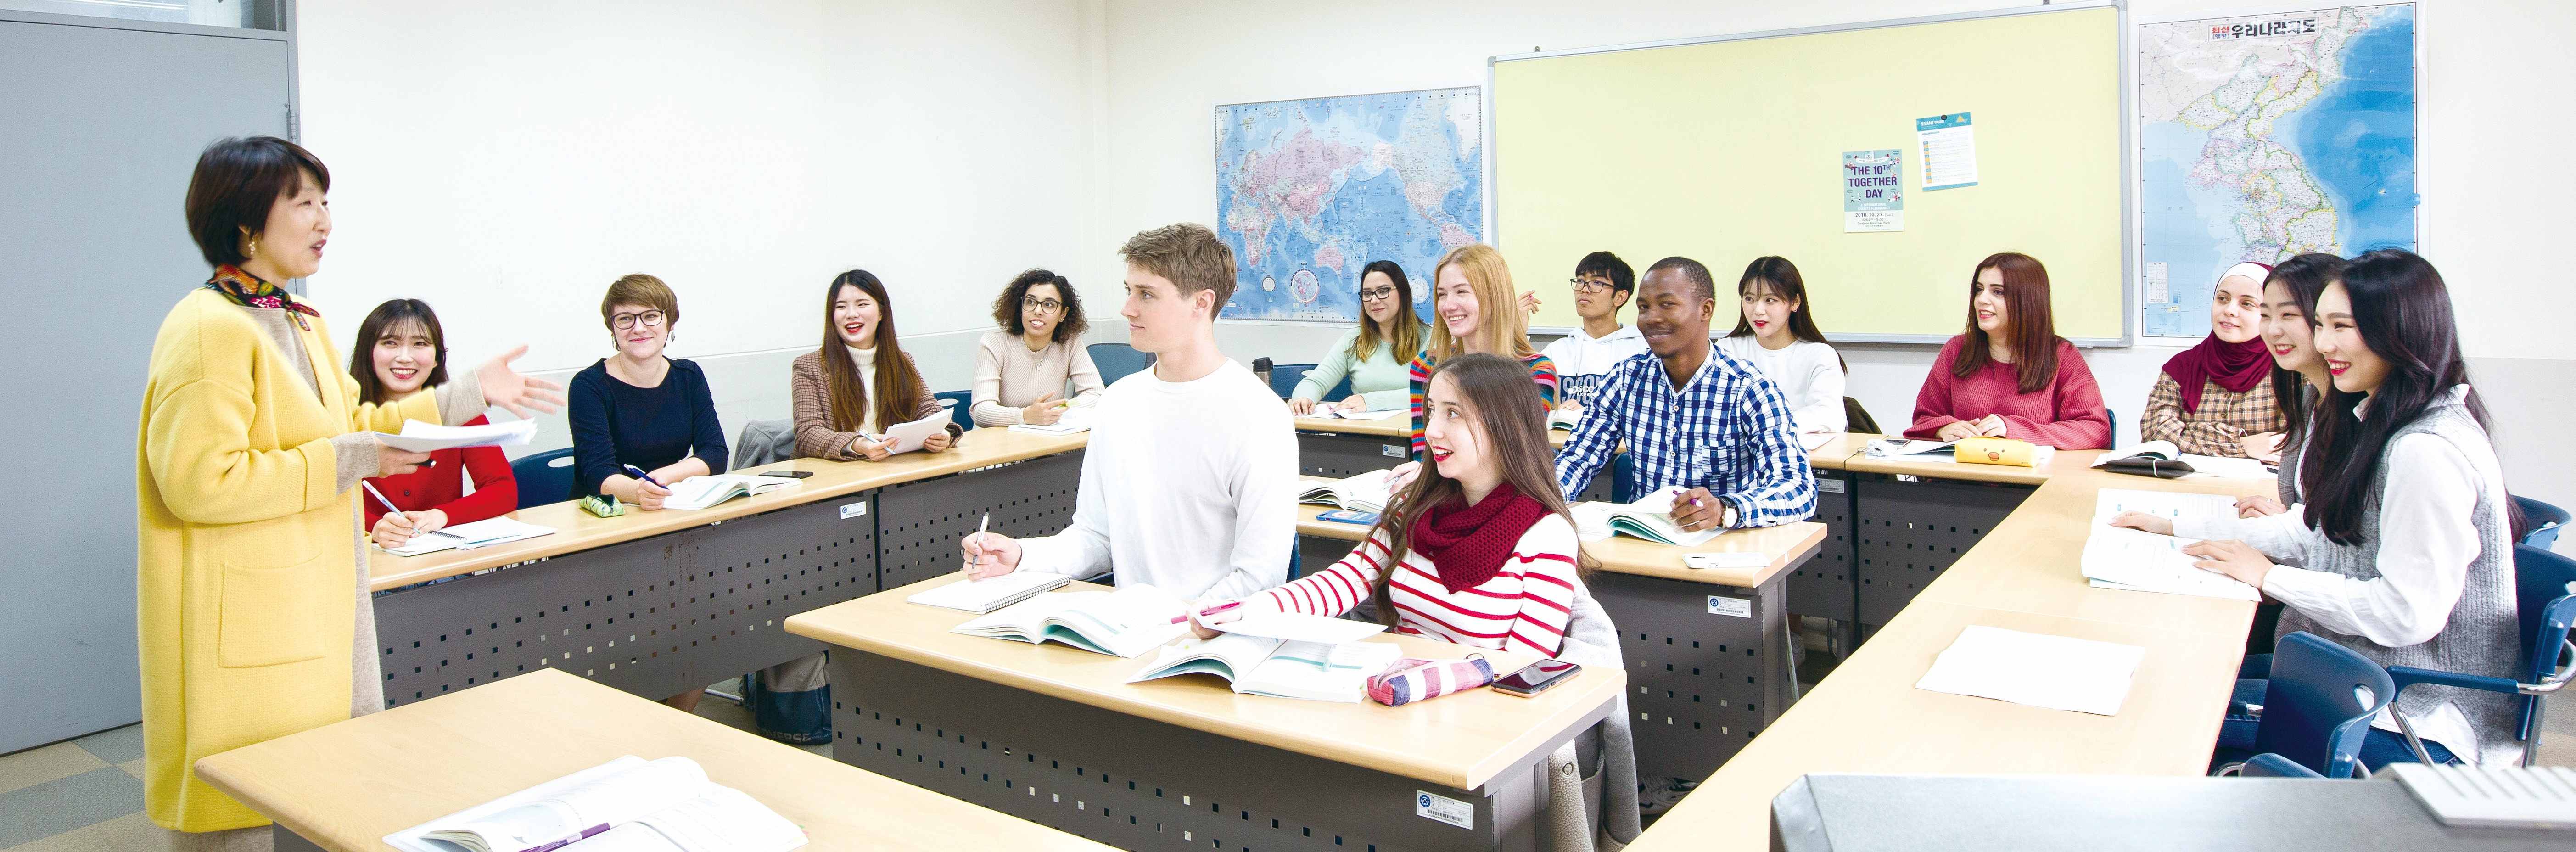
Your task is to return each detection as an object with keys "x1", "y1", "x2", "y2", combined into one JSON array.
[
  {"x1": 2078, "y1": 524, "x2": 2262, "y2": 601},
  {"x1": 1321, "y1": 408, "x2": 1406, "y2": 421},
  {"x1": 1008, "y1": 406, "x2": 1096, "y2": 436},
  {"x1": 1915, "y1": 625, "x2": 2145, "y2": 715},
  {"x1": 1864, "y1": 438, "x2": 2054, "y2": 467},
  {"x1": 2091, "y1": 489, "x2": 2240, "y2": 525},
  {"x1": 376, "y1": 516, "x2": 556, "y2": 557},
  {"x1": 1212, "y1": 612, "x2": 1386, "y2": 644},
  {"x1": 372, "y1": 418, "x2": 537, "y2": 452}
]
